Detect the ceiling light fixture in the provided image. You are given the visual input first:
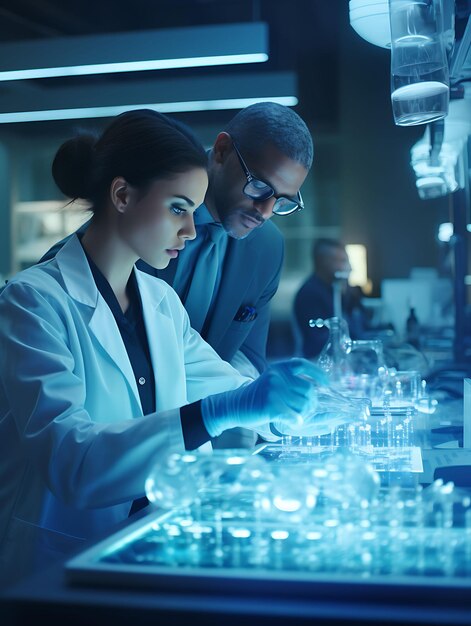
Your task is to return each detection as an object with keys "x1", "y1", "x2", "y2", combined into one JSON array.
[
  {"x1": 0, "y1": 97, "x2": 298, "y2": 124},
  {"x1": 0, "y1": 23, "x2": 268, "y2": 81},
  {"x1": 0, "y1": 72, "x2": 297, "y2": 123}
]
